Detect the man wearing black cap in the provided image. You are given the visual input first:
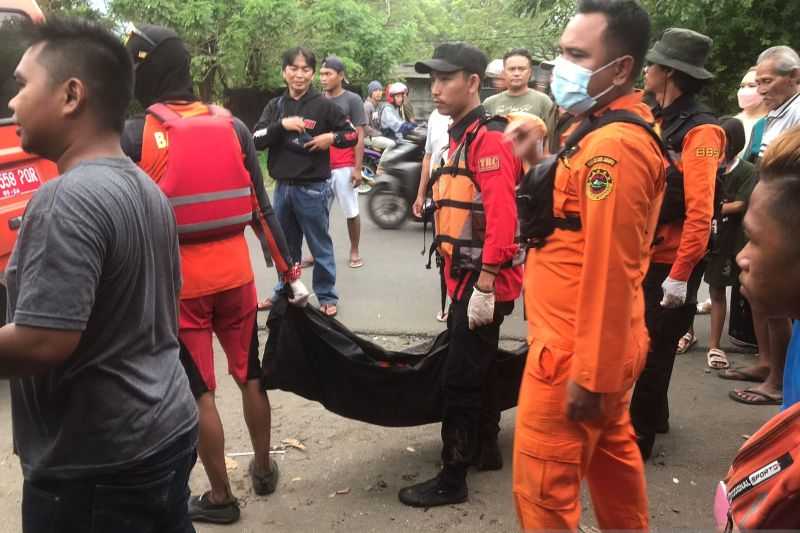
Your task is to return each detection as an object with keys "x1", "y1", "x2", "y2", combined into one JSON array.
[
  {"x1": 630, "y1": 27, "x2": 726, "y2": 460},
  {"x1": 123, "y1": 25, "x2": 309, "y2": 524},
  {"x1": 320, "y1": 56, "x2": 366, "y2": 268},
  {"x1": 397, "y1": 42, "x2": 524, "y2": 508}
]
